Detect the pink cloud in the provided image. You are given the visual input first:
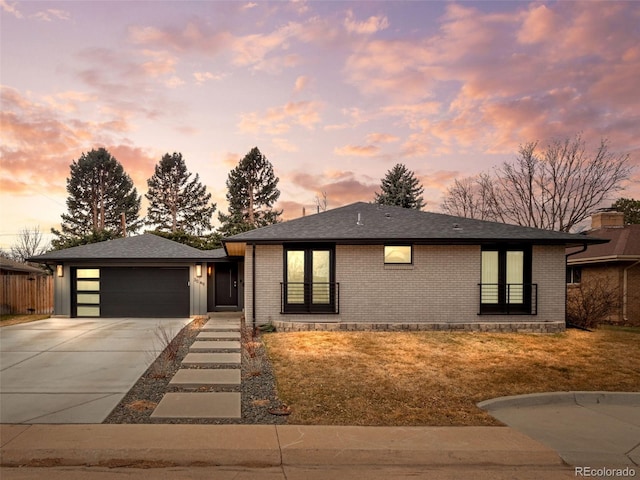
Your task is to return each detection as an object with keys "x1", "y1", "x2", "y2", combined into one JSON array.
[
  {"x1": 344, "y1": 10, "x2": 389, "y2": 35},
  {"x1": 290, "y1": 170, "x2": 378, "y2": 207},
  {"x1": 238, "y1": 101, "x2": 323, "y2": 134},
  {"x1": 333, "y1": 144, "x2": 379, "y2": 157},
  {"x1": 366, "y1": 132, "x2": 399, "y2": 144}
]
